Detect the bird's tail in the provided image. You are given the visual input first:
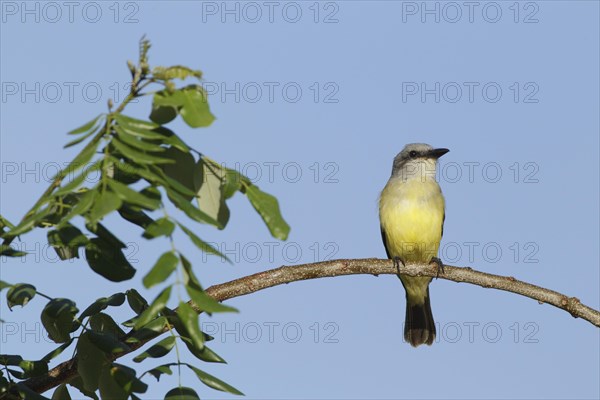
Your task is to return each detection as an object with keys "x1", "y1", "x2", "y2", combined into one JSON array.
[{"x1": 404, "y1": 288, "x2": 435, "y2": 347}]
